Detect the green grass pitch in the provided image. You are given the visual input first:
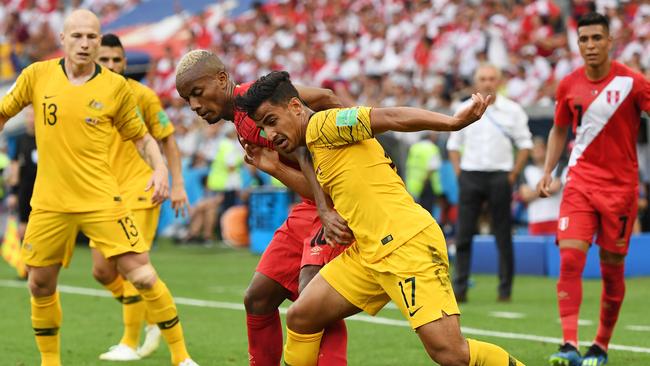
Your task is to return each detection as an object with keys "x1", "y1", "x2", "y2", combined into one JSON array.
[{"x1": 1, "y1": 240, "x2": 649, "y2": 365}]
